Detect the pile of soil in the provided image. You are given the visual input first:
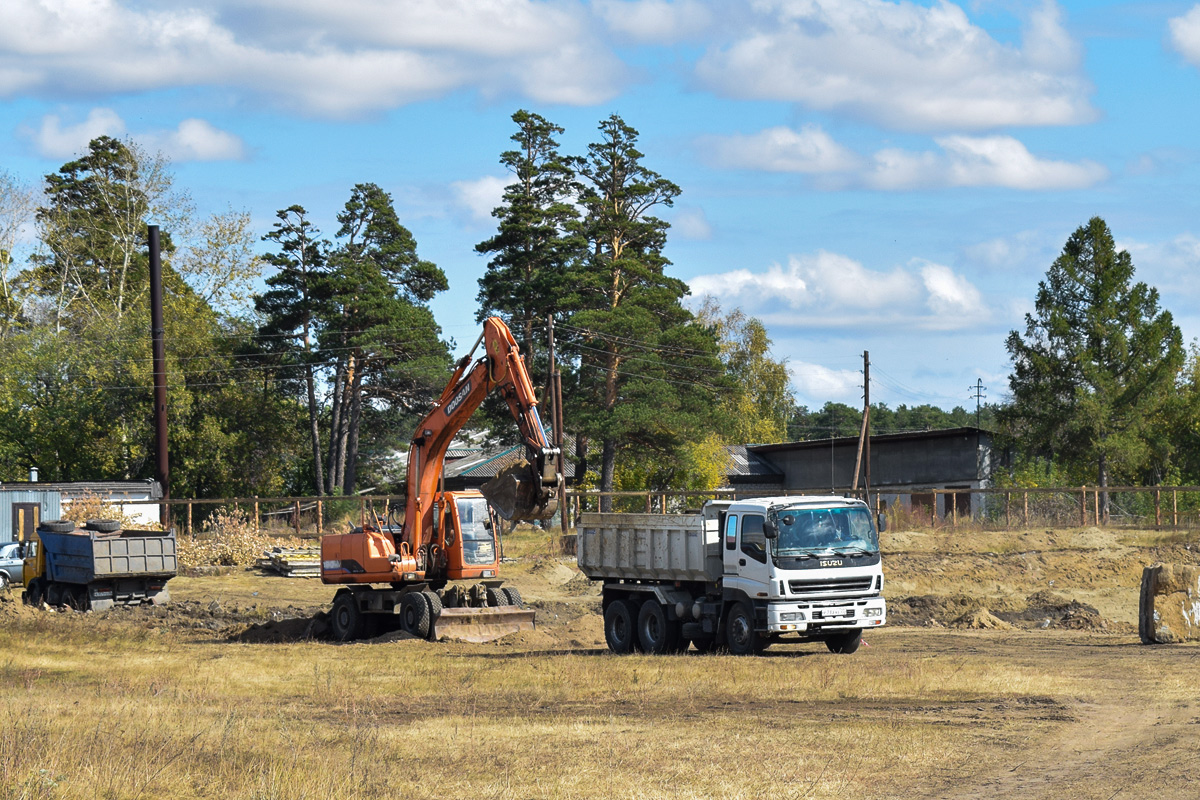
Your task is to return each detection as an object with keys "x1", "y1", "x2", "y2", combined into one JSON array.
[
  {"x1": 1006, "y1": 590, "x2": 1107, "y2": 630},
  {"x1": 950, "y1": 608, "x2": 1014, "y2": 630},
  {"x1": 892, "y1": 591, "x2": 1109, "y2": 630}
]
